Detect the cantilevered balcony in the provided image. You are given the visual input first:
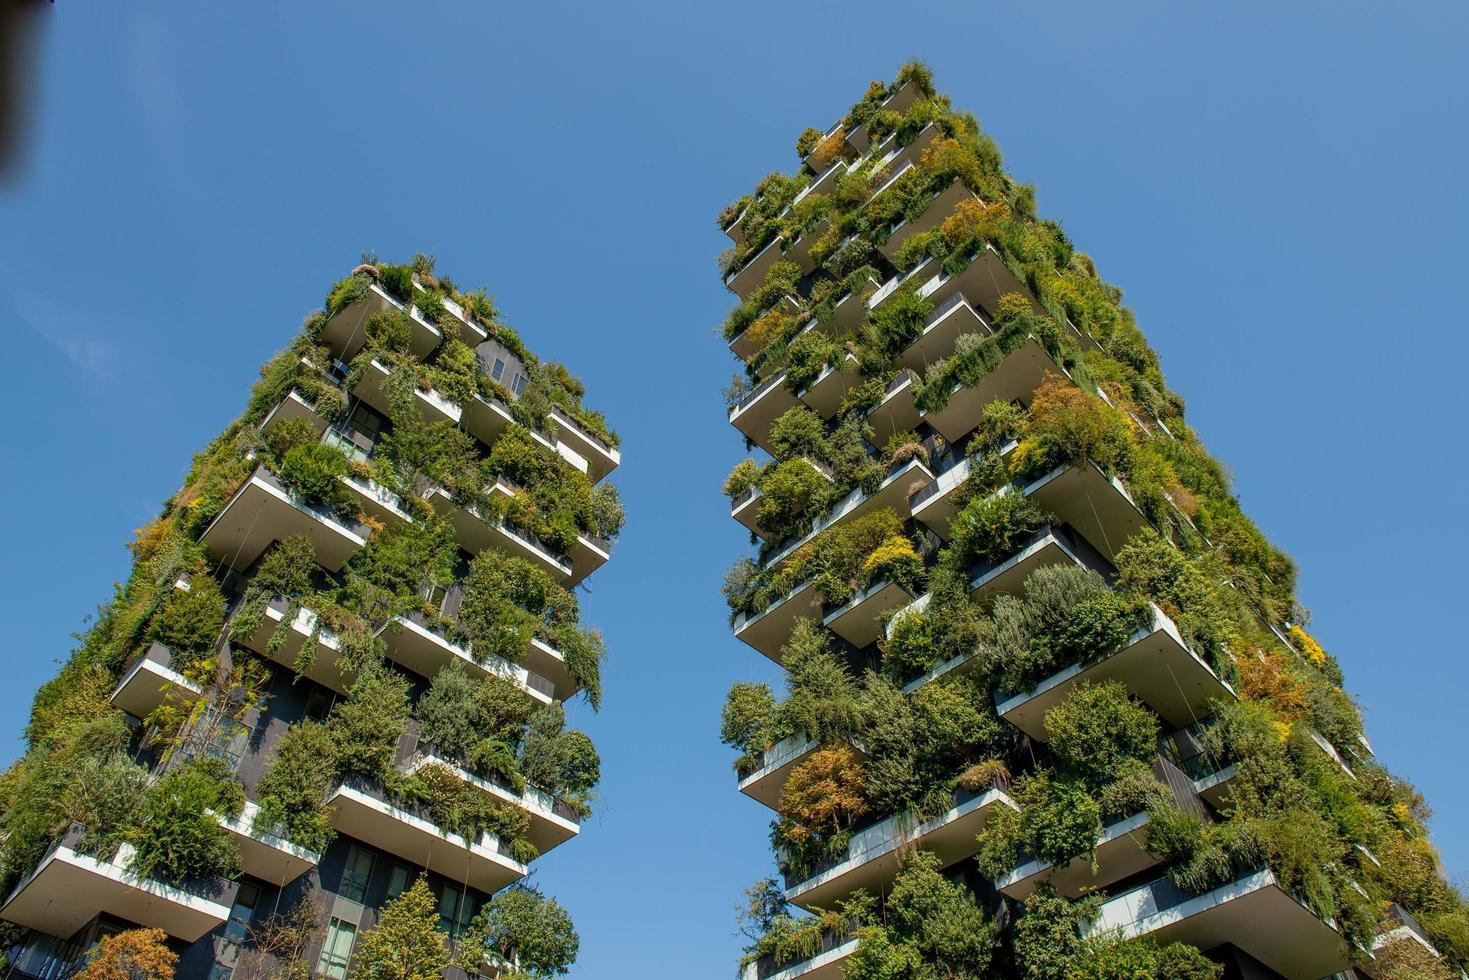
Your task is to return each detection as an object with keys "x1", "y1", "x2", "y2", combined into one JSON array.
[
  {"x1": 377, "y1": 613, "x2": 555, "y2": 705},
  {"x1": 918, "y1": 337, "x2": 1062, "y2": 444},
  {"x1": 895, "y1": 291, "x2": 990, "y2": 374},
  {"x1": 0, "y1": 824, "x2": 238, "y2": 943},
  {"x1": 199, "y1": 466, "x2": 369, "y2": 573},
  {"x1": 424, "y1": 484, "x2": 574, "y2": 583},
  {"x1": 729, "y1": 296, "x2": 804, "y2": 363},
  {"x1": 819, "y1": 275, "x2": 881, "y2": 337},
  {"x1": 327, "y1": 777, "x2": 527, "y2": 895},
  {"x1": 547, "y1": 407, "x2": 621, "y2": 483},
  {"x1": 320, "y1": 281, "x2": 445, "y2": 361},
  {"x1": 996, "y1": 604, "x2": 1236, "y2": 740},
  {"x1": 738, "y1": 734, "x2": 869, "y2": 810},
  {"x1": 823, "y1": 577, "x2": 918, "y2": 649},
  {"x1": 996, "y1": 810, "x2": 1160, "y2": 901},
  {"x1": 568, "y1": 533, "x2": 611, "y2": 589},
  {"x1": 908, "y1": 440, "x2": 1019, "y2": 537},
  {"x1": 725, "y1": 234, "x2": 786, "y2": 300},
  {"x1": 730, "y1": 371, "x2": 800, "y2": 453},
  {"x1": 110, "y1": 643, "x2": 202, "y2": 720},
  {"x1": 867, "y1": 122, "x2": 942, "y2": 187},
  {"x1": 1191, "y1": 761, "x2": 1240, "y2": 810},
  {"x1": 1082, "y1": 870, "x2": 1349, "y2": 980},
  {"x1": 784, "y1": 785, "x2": 1018, "y2": 910},
  {"x1": 844, "y1": 78, "x2": 927, "y2": 154},
  {"x1": 1022, "y1": 461, "x2": 1151, "y2": 565},
  {"x1": 732, "y1": 459, "x2": 836, "y2": 541},
  {"x1": 234, "y1": 596, "x2": 353, "y2": 695},
  {"x1": 798, "y1": 353, "x2": 862, "y2": 418},
  {"x1": 880, "y1": 181, "x2": 981, "y2": 266},
  {"x1": 352, "y1": 358, "x2": 462, "y2": 427},
  {"x1": 865, "y1": 371, "x2": 922, "y2": 446},
  {"x1": 733, "y1": 578, "x2": 825, "y2": 663},
  {"x1": 1360, "y1": 905, "x2": 1448, "y2": 979},
  {"x1": 259, "y1": 389, "x2": 329, "y2": 438},
  {"x1": 405, "y1": 747, "x2": 579, "y2": 855},
  {"x1": 215, "y1": 801, "x2": 319, "y2": 885},
  {"x1": 740, "y1": 925, "x2": 859, "y2": 980},
  {"x1": 898, "y1": 526, "x2": 1114, "y2": 692},
  {"x1": 891, "y1": 241, "x2": 1038, "y2": 326},
  {"x1": 436, "y1": 291, "x2": 491, "y2": 346},
  {"x1": 762, "y1": 458, "x2": 934, "y2": 572}
]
